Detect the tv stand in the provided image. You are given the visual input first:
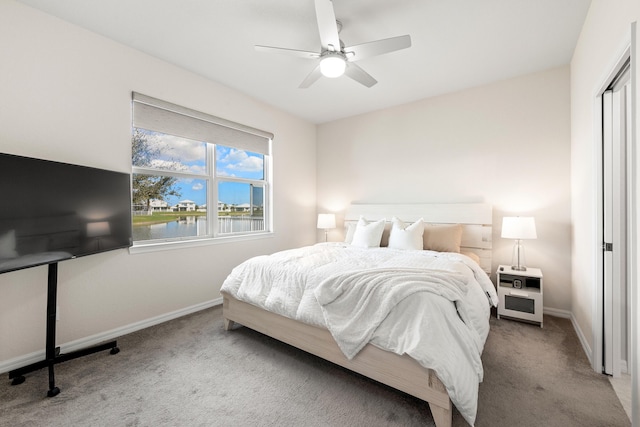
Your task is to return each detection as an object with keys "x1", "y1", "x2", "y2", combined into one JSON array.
[{"x1": 8, "y1": 262, "x2": 119, "y2": 396}]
